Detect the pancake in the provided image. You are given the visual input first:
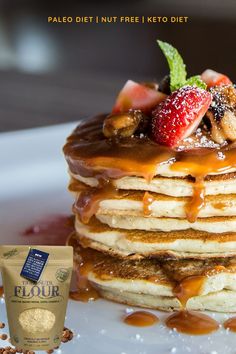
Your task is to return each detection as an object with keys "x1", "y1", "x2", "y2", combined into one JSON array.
[
  {"x1": 71, "y1": 172, "x2": 236, "y2": 198},
  {"x1": 63, "y1": 115, "x2": 236, "y2": 182},
  {"x1": 97, "y1": 287, "x2": 236, "y2": 312},
  {"x1": 76, "y1": 245, "x2": 236, "y2": 312},
  {"x1": 72, "y1": 190, "x2": 236, "y2": 219},
  {"x1": 70, "y1": 179, "x2": 236, "y2": 234},
  {"x1": 97, "y1": 214, "x2": 236, "y2": 233},
  {"x1": 75, "y1": 216, "x2": 236, "y2": 259}
]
